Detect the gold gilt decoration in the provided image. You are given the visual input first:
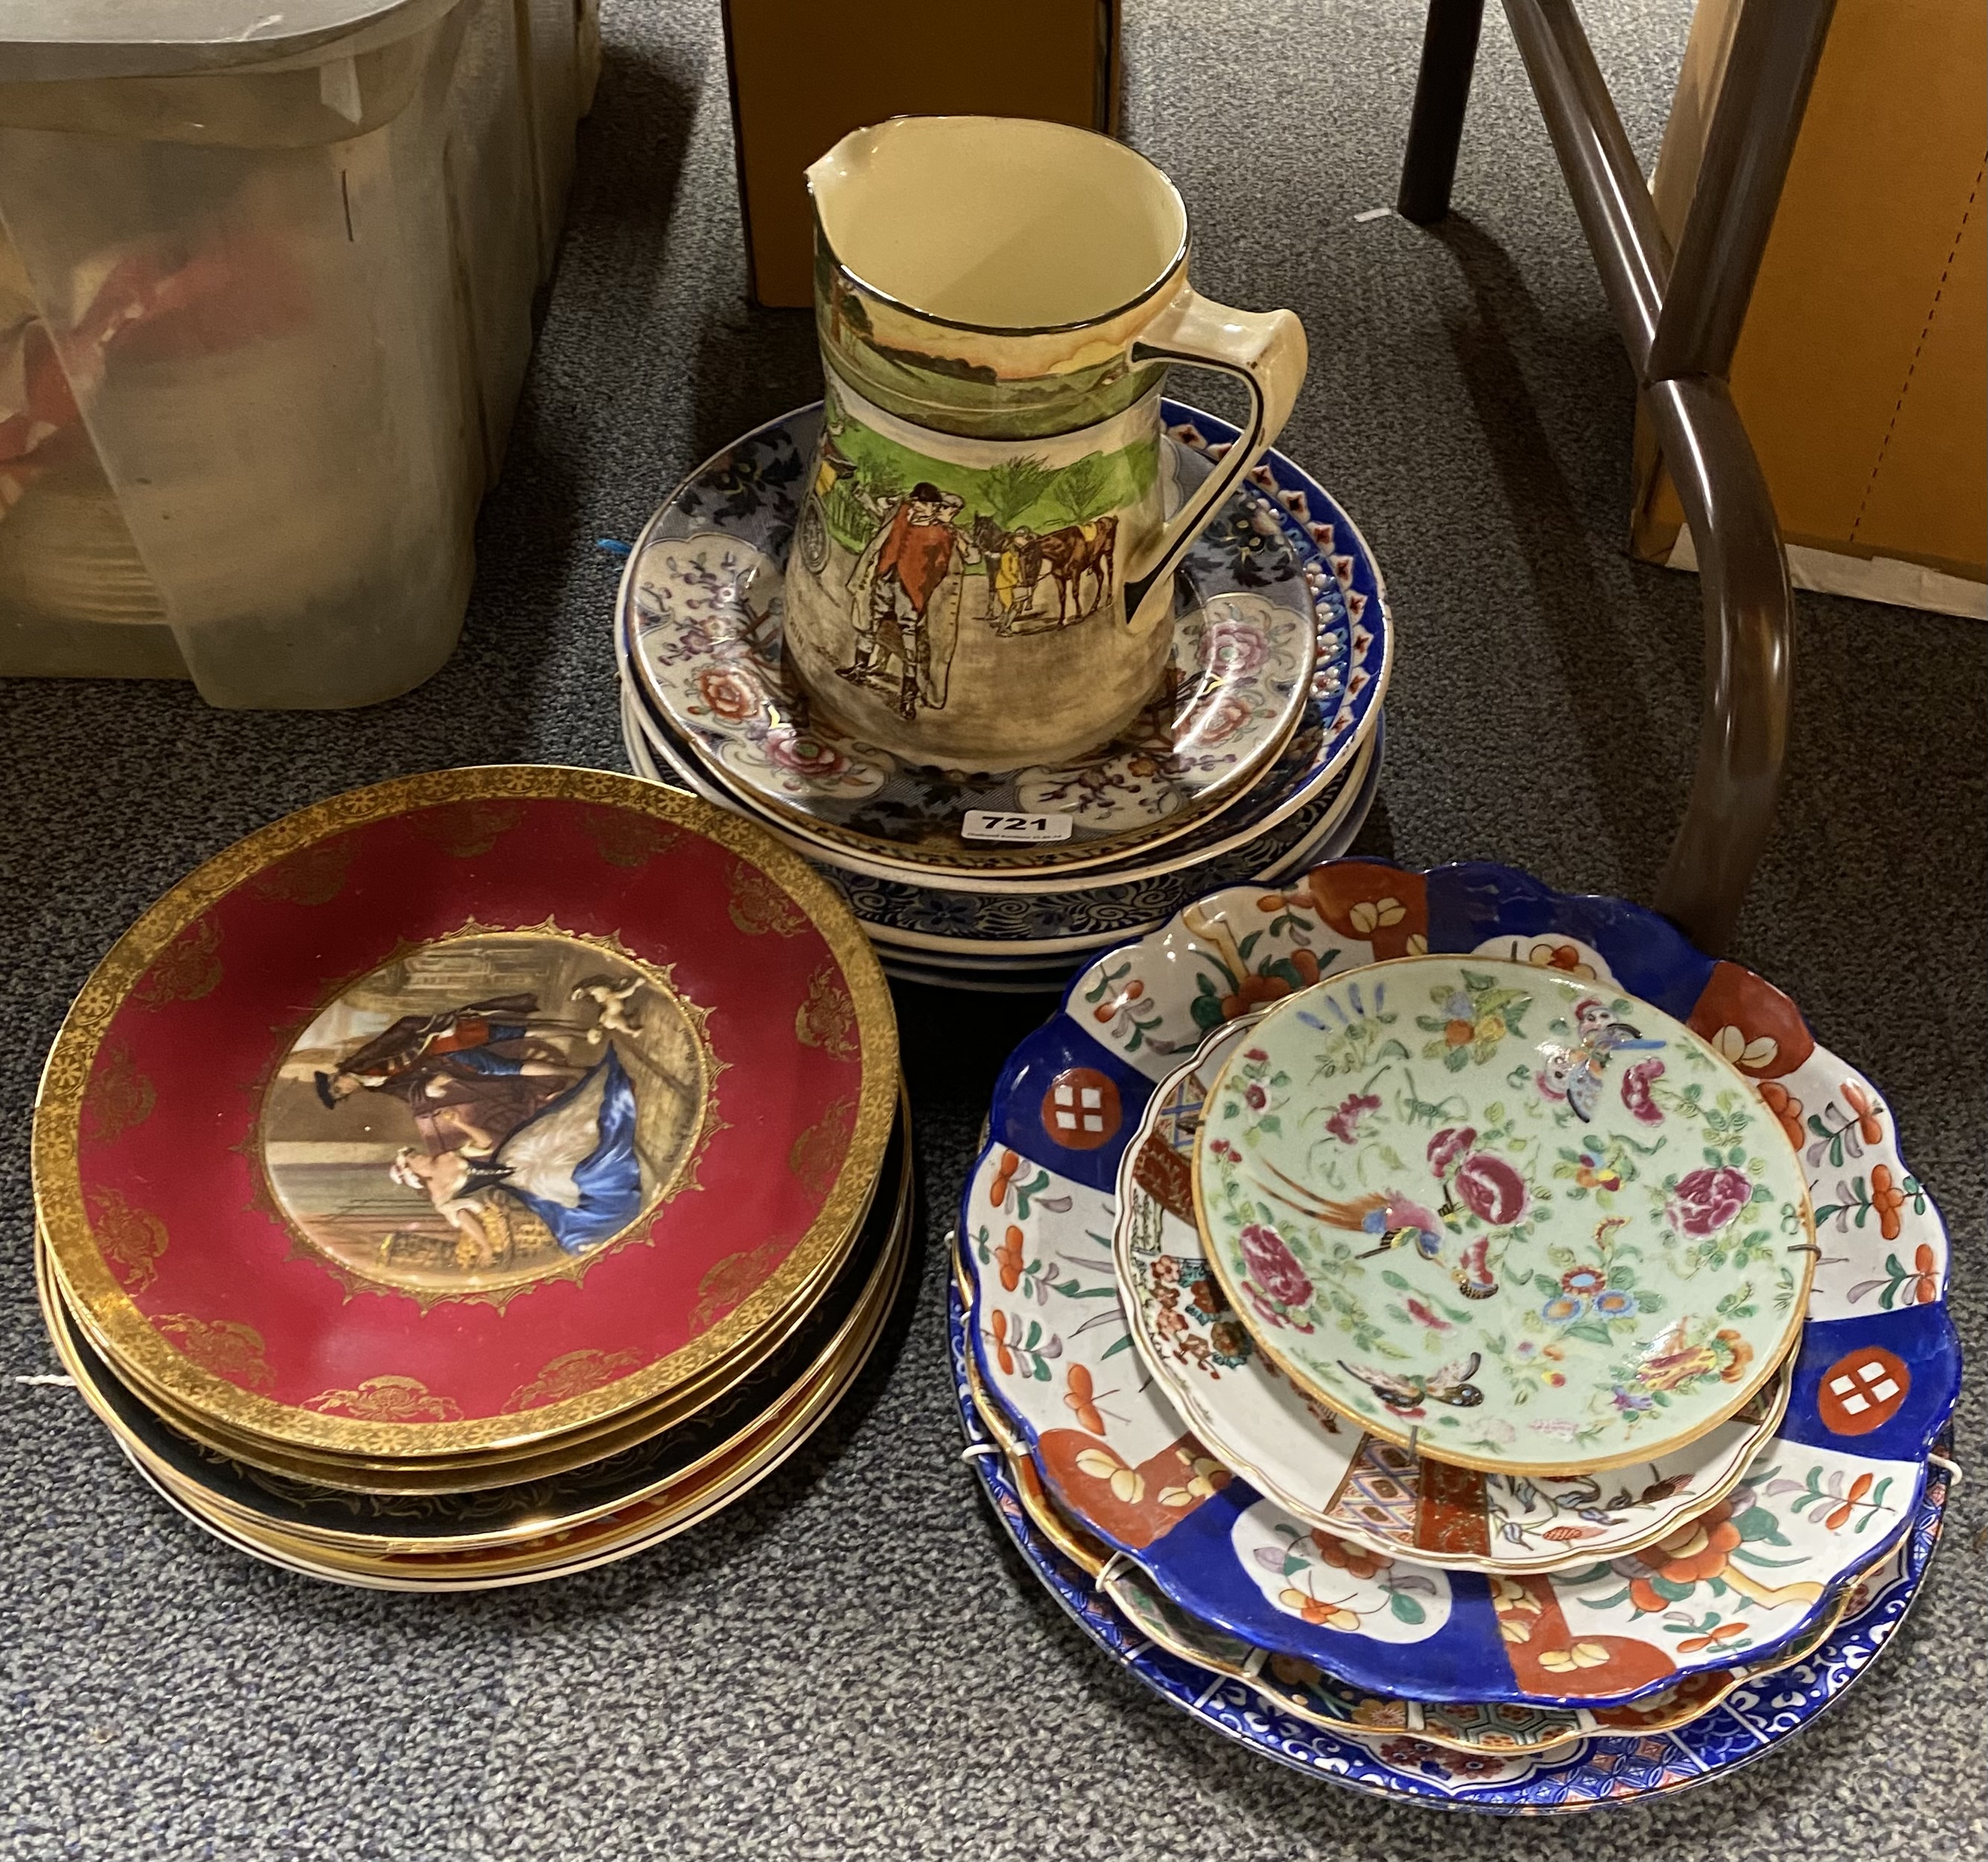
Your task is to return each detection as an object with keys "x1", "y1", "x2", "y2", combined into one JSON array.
[
  {"x1": 247, "y1": 837, "x2": 355, "y2": 906},
  {"x1": 728, "y1": 860, "x2": 808, "y2": 937},
  {"x1": 584, "y1": 807, "x2": 682, "y2": 869},
  {"x1": 690, "y1": 1239, "x2": 784, "y2": 1334},
  {"x1": 789, "y1": 1096, "x2": 855, "y2": 1199},
  {"x1": 81, "y1": 1042, "x2": 155, "y2": 1142},
  {"x1": 154, "y1": 1314, "x2": 275, "y2": 1392},
  {"x1": 33, "y1": 766, "x2": 896, "y2": 1459},
  {"x1": 135, "y1": 915, "x2": 222, "y2": 1007},
  {"x1": 88, "y1": 1187, "x2": 168, "y2": 1293},
  {"x1": 795, "y1": 965, "x2": 858, "y2": 1057},
  {"x1": 502, "y1": 1347, "x2": 645, "y2": 1413},
  {"x1": 411, "y1": 799, "x2": 523, "y2": 857},
  {"x1": 303, "y1": 1374, "x2": 464, "y2": 1422},
  {"x1": 251, "y1": 917, "x2": 731, "y2": 1315}
]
